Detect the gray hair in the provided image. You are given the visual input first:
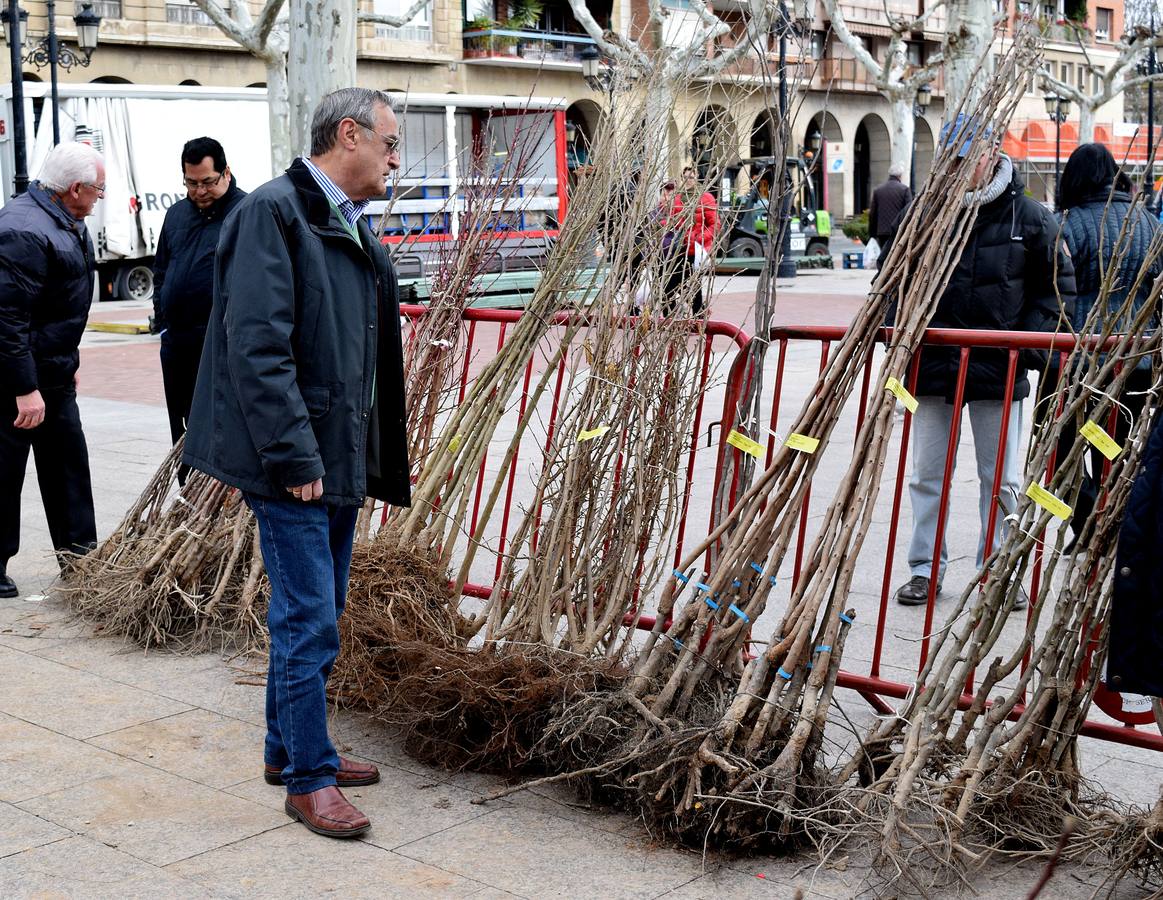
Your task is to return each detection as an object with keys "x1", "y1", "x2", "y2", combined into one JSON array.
[
  {"x1": 36, "y1": 141, "x2": 103, "y2": 193},
  {"x1": 310, "y1": 88, "x2": 394, "y2": 156},
  {"x1": 888, "y1": 162, "x2": 906, "y2": 179}
]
